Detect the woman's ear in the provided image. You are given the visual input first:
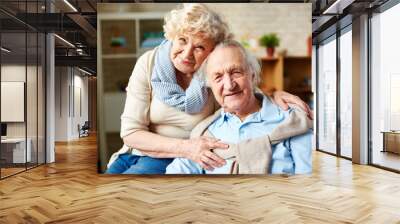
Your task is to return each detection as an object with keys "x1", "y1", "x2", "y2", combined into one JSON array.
[{"x1": 251, "y1": 72, "x2": 256, "y2": 84}]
